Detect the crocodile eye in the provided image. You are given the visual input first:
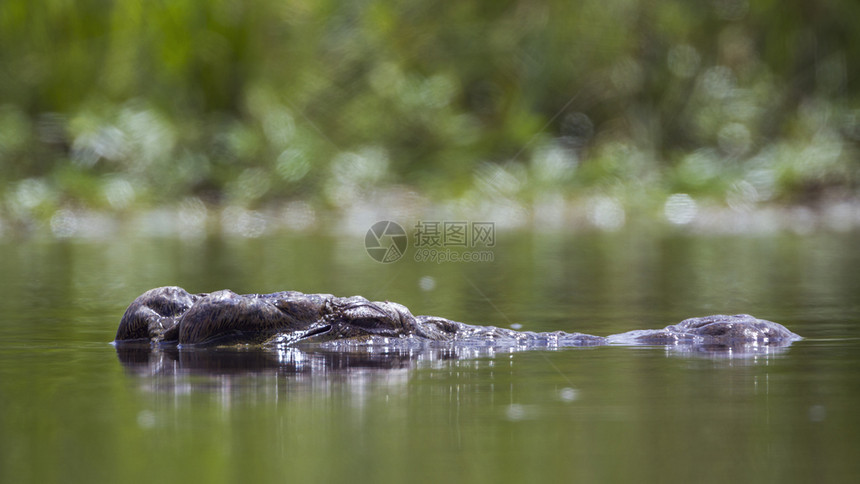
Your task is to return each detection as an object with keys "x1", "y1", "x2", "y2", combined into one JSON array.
[
  {"x1": 348, "y1": 317, "x2": 394, "y2": 329},
  {"x1": 335, "y1": 301, "x2": 396, "y2": 327}
]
